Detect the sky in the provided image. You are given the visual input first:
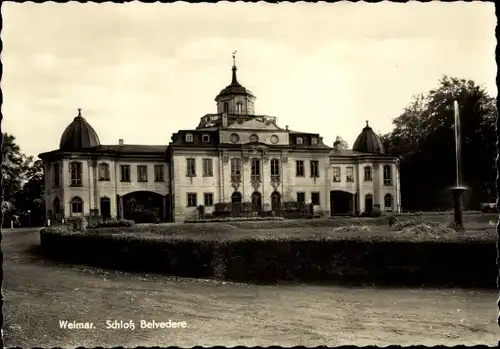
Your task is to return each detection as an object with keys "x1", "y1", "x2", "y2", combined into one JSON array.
[{"x1": 2, "y1": 2, "x2": 496, "y2": 158}]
